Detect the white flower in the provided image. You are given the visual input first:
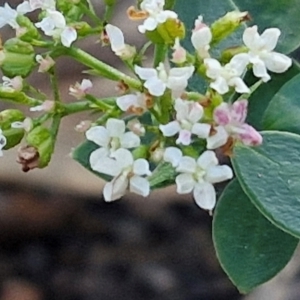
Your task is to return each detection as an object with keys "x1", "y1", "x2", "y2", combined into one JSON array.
[
  {"x1": 116, "y1": 92, "x2": 149, "y2": 113},
  {"x1": 204, "y1": 55, "x2": 250, "y2": 94},
  {"x1": 242, "y1": 26, "x2": 292, "y2": 82},
  {"x1": 69, "y1": 79, "x2": 93, "y2": 99},
  {"x1": 11, "y1": 117, "x2": 33, "y2": 132},
  {"x1": 86, "y1": 118, "x2": 141, "y2": 161},
  {"x1": 35, "y1": 10, "x2": 77, "y2": 47},
  {"x1": 36, "y1": 54, "x2": 55, "y2": 72},
  {"x1": 2, "y1": 76, "x2": 23, "y2": 91},
  {"x1": 28, "y1": 0, "x2": 56, "y2": 11},
  {"x1": 163, "y1": 146, "x2": 183, "y2": 168},
  {"x1": 0, "y1": 3, "x2": 20, "y2": 29},
  {"x1": 175, "y1": 150, "x2": 233, "y2": 210},
  {"x1": 0, "y1": 129, "x2": 6, "y2": 156},
  {"x1": 30, "y1": 100, "x2": 54, "y2": 112},
  {"x1": 105, "y1": 24, "x2": 136, "y2": 59},
  {"x1": 191, "y1": 16, "x2": 212, "y2": 58},
  {"x1": 159, "y1": 98, "x2": 211, "y2": 145},
  {"x1": 171, "y1": 38, "x2": 187, "y2": 64},
  {"x1": 206, "y1": 99, "x2": 263, "y2": 149},
  {"x1": 138, "y1": 0, "x2": 178, "y2": 33},
  {"x1": 90, "y1": 148, "x2": 151, "y2": 201},
  {"x1": 134, "y1": 63, "x2": 194, "y2": 97}
]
